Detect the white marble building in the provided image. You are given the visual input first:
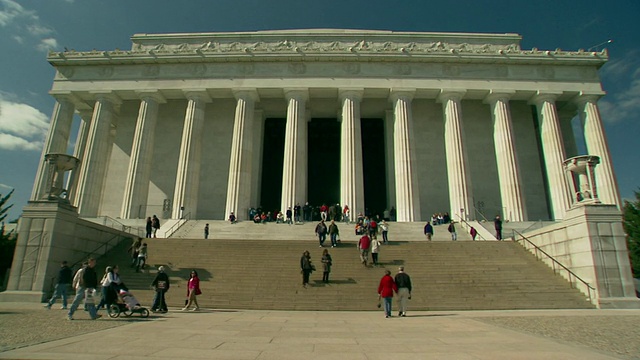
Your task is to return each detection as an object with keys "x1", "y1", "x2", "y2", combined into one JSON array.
[{"x1": 33, "y1": 29, "x2": 620, "y2": 222}]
